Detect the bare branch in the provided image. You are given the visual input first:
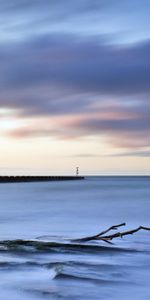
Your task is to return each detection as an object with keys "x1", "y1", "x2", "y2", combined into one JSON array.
[
  {"x1": 72, "y1": 222, "x2": 126, "y2": 242},
  {"x1": 96, "y1": 222, "x2": 126, "y2": 237},
  {"x1": 100, "y1": 226, "x2": 150, "y2": 241},
  {"x1": 72, "y1": 224, "x2": 150, "y2": 243}
]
